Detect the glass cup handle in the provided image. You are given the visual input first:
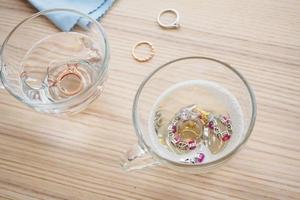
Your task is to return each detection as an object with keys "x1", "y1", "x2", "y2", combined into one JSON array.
[
  {"x1": 121, "y1": 144, "x2": 160, "y2": 171},
  {"x1": 0, "y1": 73, "x2": 3, "y2": 90},
  {"x1": 0, "y1": 46, "x2": 2, "y2": 89},
  {"x1": 0, "y1": 58, "x2": 4, "y2": 90}
]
